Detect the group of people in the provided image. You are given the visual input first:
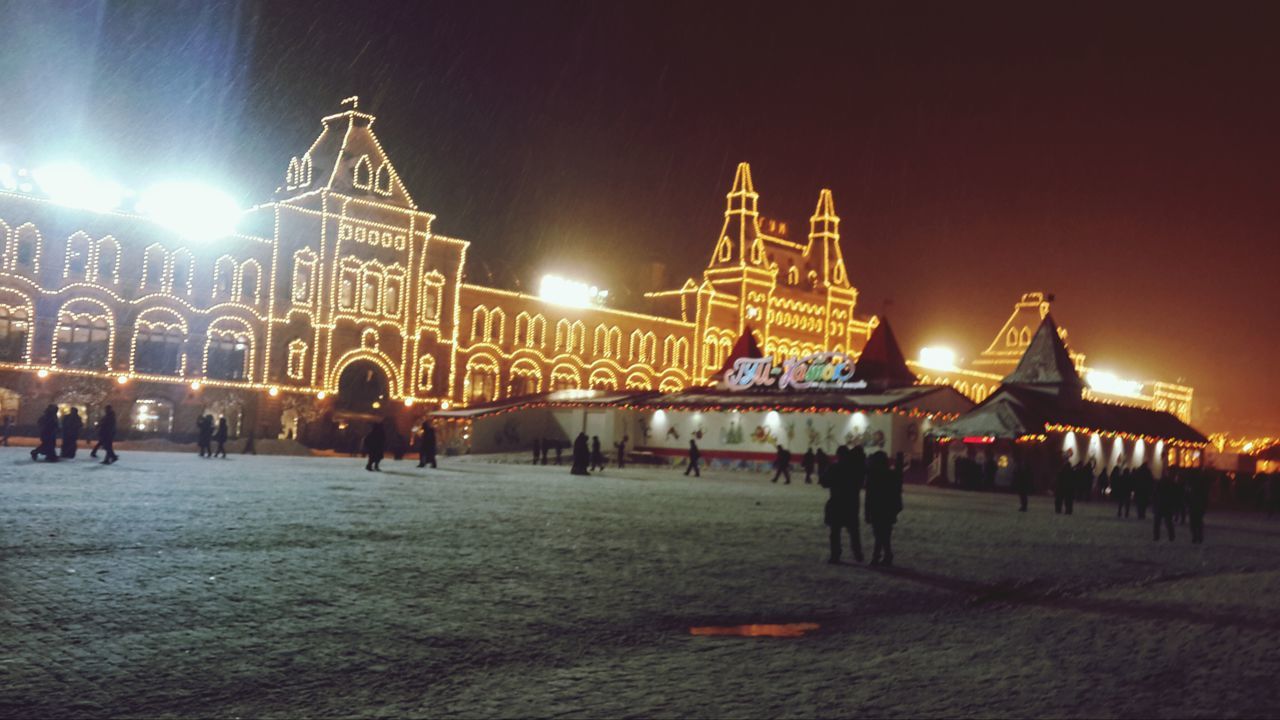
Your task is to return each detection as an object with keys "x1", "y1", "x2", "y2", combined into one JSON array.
[
  {"x1": 28, "y1": 405, "x2": 119, "y2": 464},
  {"x1": 820, "y1": 446, "x2": 904, "y2": 566},
  {"x1": 195, "y1": 415, "x2": 230, "y2": 458},
  {"x1": 567, "y1": 433, "x2": 628, "y2": 475},
  {"x1": 362, "y1": 419, "x2": 436, "y2": 472}
]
